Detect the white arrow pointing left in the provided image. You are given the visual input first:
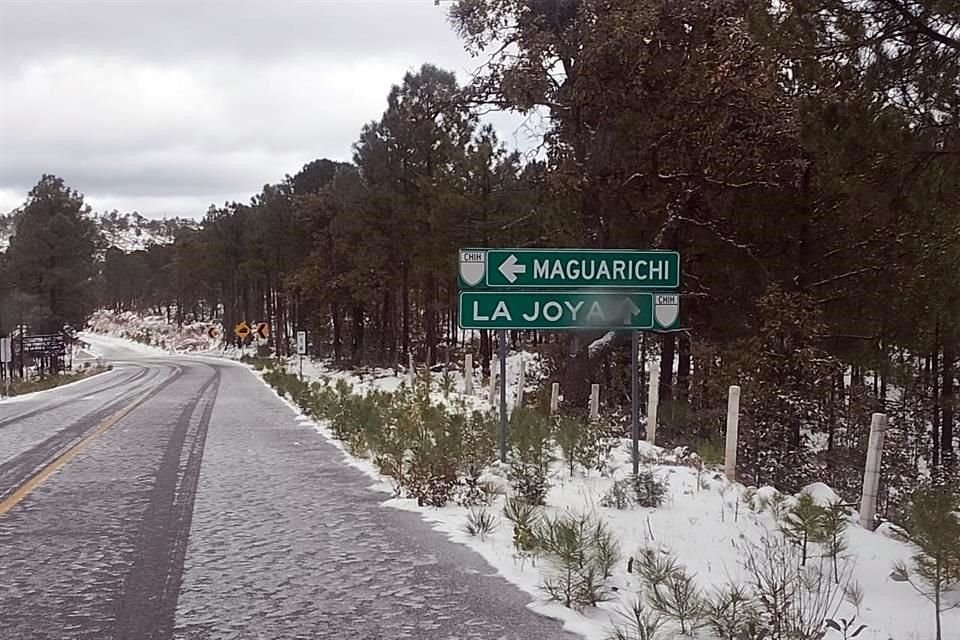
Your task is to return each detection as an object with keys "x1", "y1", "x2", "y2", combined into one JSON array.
[{"x1": 498, "y1": 254, "x2": 527, "y2": 283}]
